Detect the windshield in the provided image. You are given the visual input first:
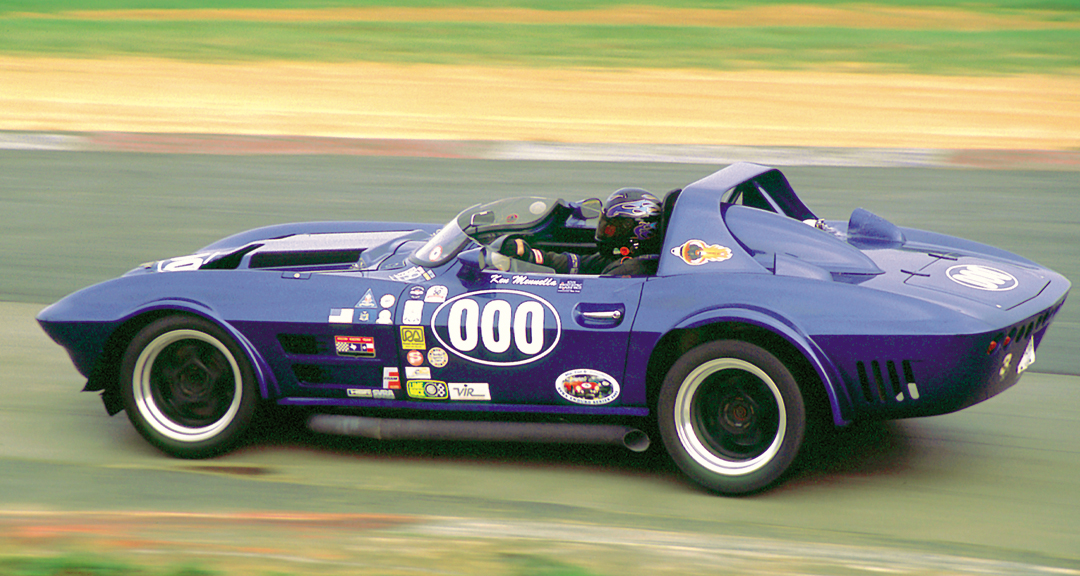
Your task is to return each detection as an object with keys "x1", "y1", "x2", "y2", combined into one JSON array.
[
  {"x1": 408, "y1": 219, "x2": 474, "y2": 268},
  {"x1": 409, "y1": 197, "x2": 562, "y2": 268}
]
